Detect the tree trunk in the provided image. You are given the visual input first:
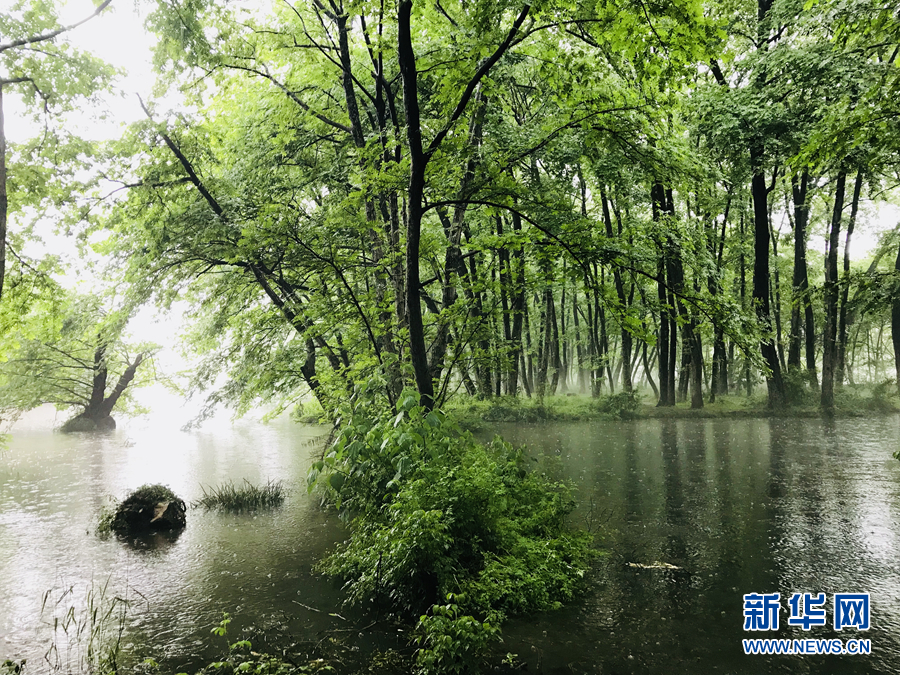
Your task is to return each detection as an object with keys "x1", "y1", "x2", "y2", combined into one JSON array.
[
  {"x1": 653, "y1": 182, "x2": 672, "y2": 406},
  {"x1": 836, "y1": 171, "x2": 863, "y2": 388},
  {"x1": 97, "y1": 353, "x2": 144, "y2": 418},
  {"x1": 821, "y1": 170, "x2": 847, "y2": 414},
  {"x1": 690, "y1": 318, "x2": 704, "y2": 409},
  {"x1": 893, "y1": 242, "x2": 900, "y2": 399},
  {"x1": 642, "y1": 339, "x2": 659, "y2": 399},
  {"x1": 601, "y1": 186, "x2": 632, "y2": 392},
  {"x1": 0, "y1": 84, "x2": 7, "y2": 303},
  {"x1": 788, "y1": 171, "x2": 817, "y2": 387},
  {"x1": 750, "y1": 156, "x2": 786, "y2": 406},
  {"x1": 398, "y1": 2, "x2": 434, "y2": 409}
]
